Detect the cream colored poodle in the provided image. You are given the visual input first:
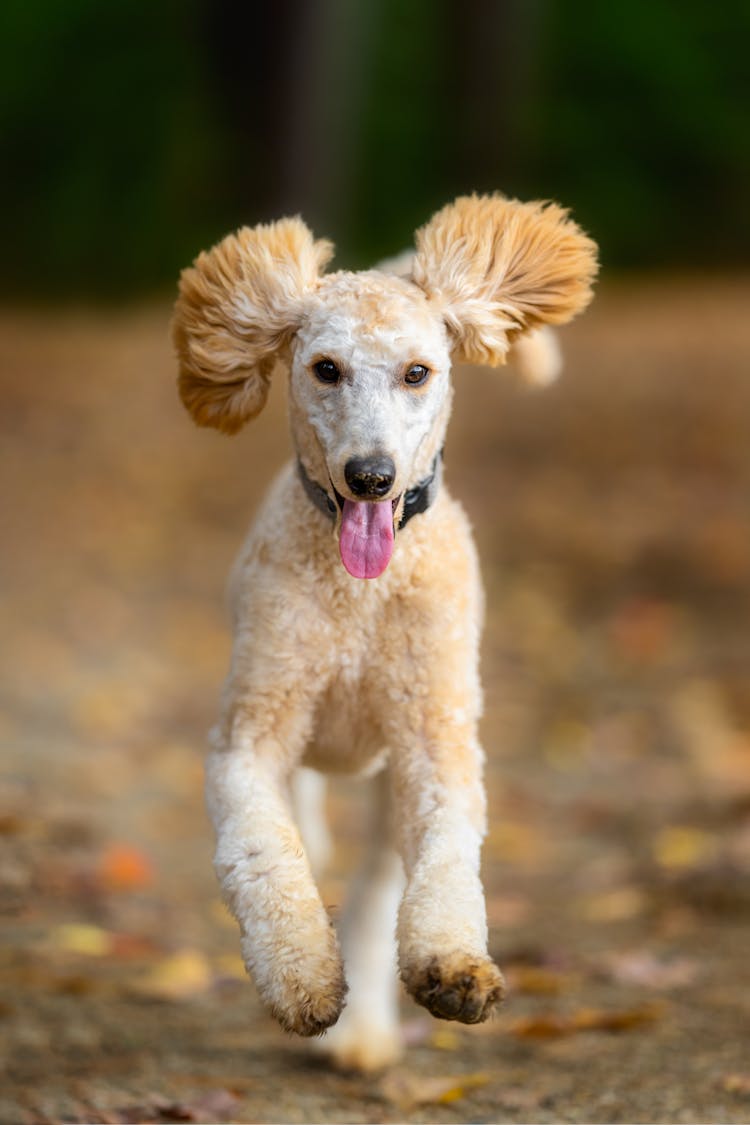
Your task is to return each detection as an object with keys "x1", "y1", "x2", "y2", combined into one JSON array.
[{"x1": 172, "y1": 194, "x2": 597, "y2": 1070}]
